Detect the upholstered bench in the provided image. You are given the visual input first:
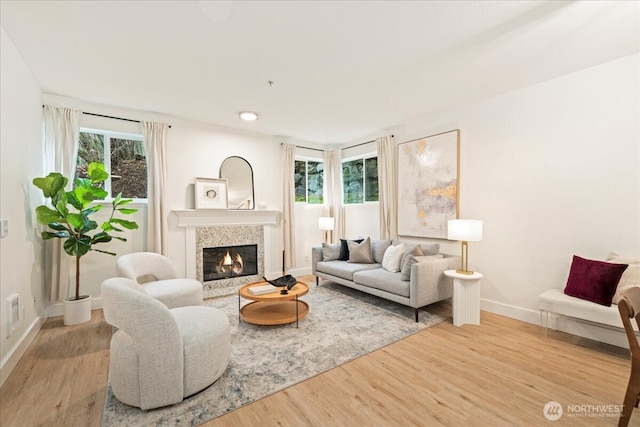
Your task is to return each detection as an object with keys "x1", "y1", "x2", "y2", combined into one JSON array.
[
  {"x1": 538, "y1": 253, "x2": 640, "y2": 337},
  {"x1": 538, "y1": 289, "x2": 626, "y2": 335}
]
